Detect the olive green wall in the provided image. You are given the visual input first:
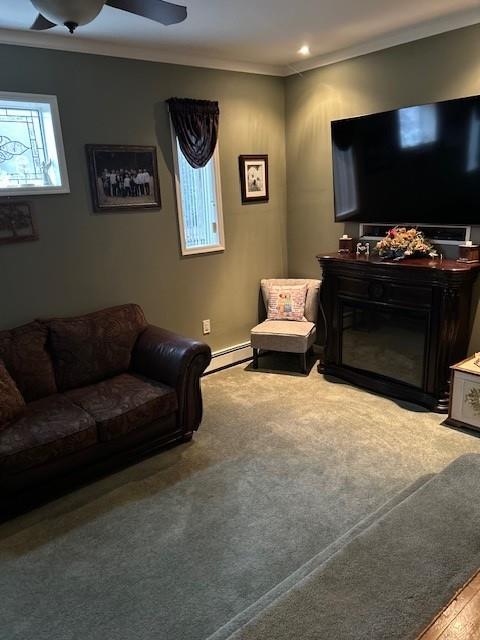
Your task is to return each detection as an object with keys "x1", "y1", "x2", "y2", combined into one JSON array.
[
  {"x1": 4, "y1": 25, "x2": 480, "y2": 353},
  {"x1": 0, "y1": 45, "x2": 287, "y2": 351},
  {"x1": 285, "y1": 23, "x2": 480, "y2": 351}
]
